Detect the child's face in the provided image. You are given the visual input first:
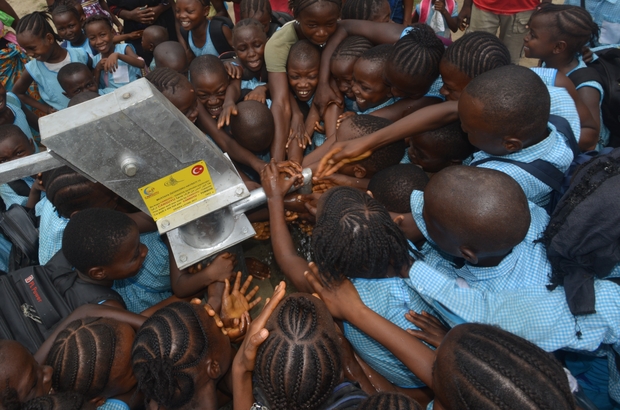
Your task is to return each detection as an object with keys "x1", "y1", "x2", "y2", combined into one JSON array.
[
  {"x1": 192, "y1": 71, "x2": 229, "y2": 118},
  {"x1": 287, "y1": 59, "x2": 319, "y2": 102},
  {"x1": 175, "y1": 0, "x2": 209, "y2": 31},
  {"x1": 85, "y1": 20, "x2": 115, "y2": 55},
  {"x1": 369, "y1": 0, "x2": 392, "y2": 23},
  {"x1": 523, "y1": 14, "x2": 556, "y2": 59},
  {"x1": 458, "y1": 92, "x2": 507, "y2": 156},
  {"x1": 62, "y1": 70, "x2": 98, "y2": 98},
  {"x1": 384, "y1": 61, "x2": 432, "y2": 100},
  {"x1": 0, "y1": 341, "x2": 54, "y2": 401},
  {"x1": 408, "y1": 133, "x2": 453, "y2": 173},
  {"x1": 17, "y1": 32, "x2": 56, "y2": 62},
  {"x1": 53, "y1": 12, "x2": 83, "y2": 44},
  {"x1": 247, "y1": 9, "x2": 272, "y2": 35},
  {"x1": 330, "y1": 57, "x2": 356, "y2": 100},
  {"x1": 141, "y1": 32, "x2": 154, "y2": 52},
  {"x1": 351, "y1": 59, "x2": 391, "y2": 112},
  {"x1": 233, "y1": 26, "x2": 266, "y2": 72},
  {"x1": 438, "y1": 60, "x2": 471, "y2": 102},
  {"x1": 296, "y1": 2, "x2": 339, "y2": 46},
  {"x1": 0, "y1": 134, "x2": 35, "y2": 164},
  {"x1": 99, "y1": 225, "x2": 148, "y2": 281},
  {"x1": 167, "y1": 83, "x2": 199, "y2": 123}
]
